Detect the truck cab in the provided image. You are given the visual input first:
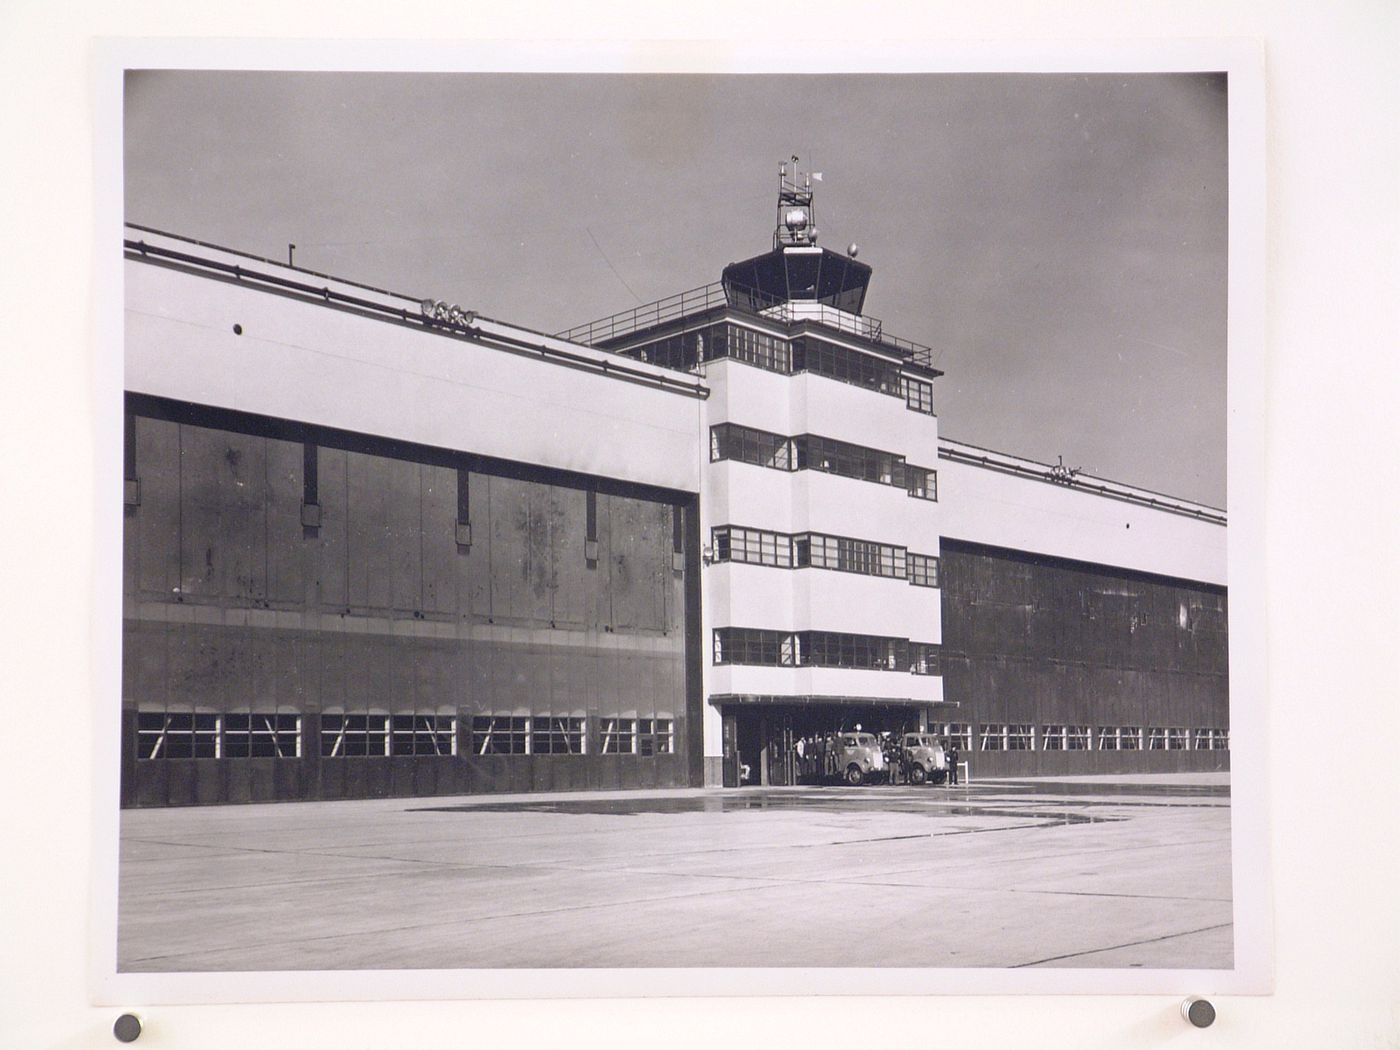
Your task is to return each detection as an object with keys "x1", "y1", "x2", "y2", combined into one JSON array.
[
  {"x1": 832, "y1": 732, "x2": 886, "y2": 785},
  {"x1": 900, "y1": 733, "x2": 947, "y2": 785}
]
